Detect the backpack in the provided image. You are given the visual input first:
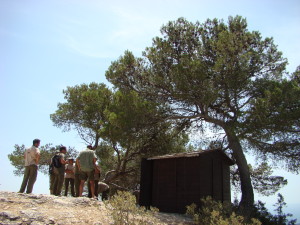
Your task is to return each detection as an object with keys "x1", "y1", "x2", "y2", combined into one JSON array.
[
  {"x1": 52, "y1": 154, "x2": 62, "y2": 168},
  {"x1": 49, "y1": 163, "x2": 54, "y2": 175}
]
